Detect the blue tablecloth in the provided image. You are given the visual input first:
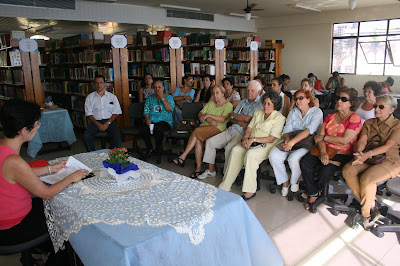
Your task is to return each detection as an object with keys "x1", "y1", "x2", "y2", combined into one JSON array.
[
  {"x1": 45, "y1": 151, "x2": 282, "y2": 266},
  {"x1": 27, "y1": 108, "x2": 77, "y2": 158}
]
